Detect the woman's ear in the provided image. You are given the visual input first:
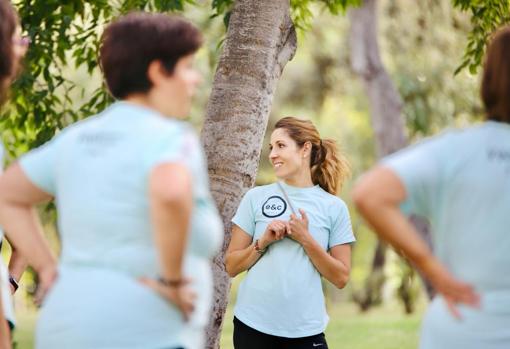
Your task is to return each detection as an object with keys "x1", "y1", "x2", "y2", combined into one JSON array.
[
  {"x1": 303, "y1": 141, "x2": 312, "y2": 158},
  {"x1": 146, "y1": 60, "x2": 168, "y2": 87}
]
